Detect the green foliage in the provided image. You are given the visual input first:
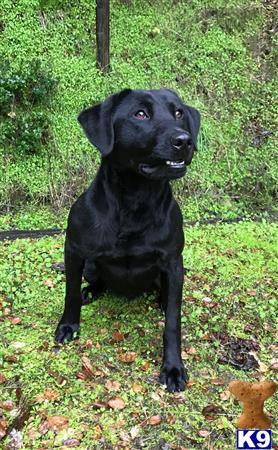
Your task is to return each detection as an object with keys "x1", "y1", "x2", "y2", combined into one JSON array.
[
  {"x1": 0, "y1": 222, "x2": 277, "y2": 448},
  {"x1": 0, "y1": 59, "x2": 57, "y2": 157},
  {"x1": 0, "y1": 0, "x2": 277, "y2": 219}
]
